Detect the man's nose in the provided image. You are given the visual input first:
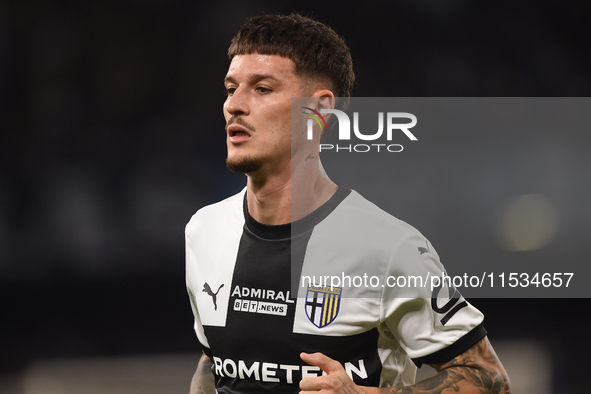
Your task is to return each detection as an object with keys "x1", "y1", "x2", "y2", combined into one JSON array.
[{"x1": 225, "y1": 88, "x2": 249, "y2": 117}]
